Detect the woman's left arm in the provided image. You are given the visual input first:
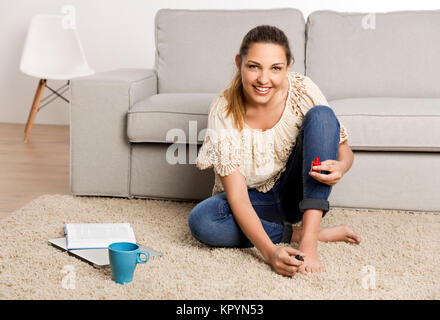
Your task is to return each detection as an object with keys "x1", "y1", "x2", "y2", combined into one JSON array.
[
  {"x1": 308, "y1": 141, "x2": 354, "y2": 186},
  {"x1": 302, "y1": 75, "x2": 353, "y2": 185},
  {"x1": 337, "y1": 140, "x2": 354, "y2": 175}
]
